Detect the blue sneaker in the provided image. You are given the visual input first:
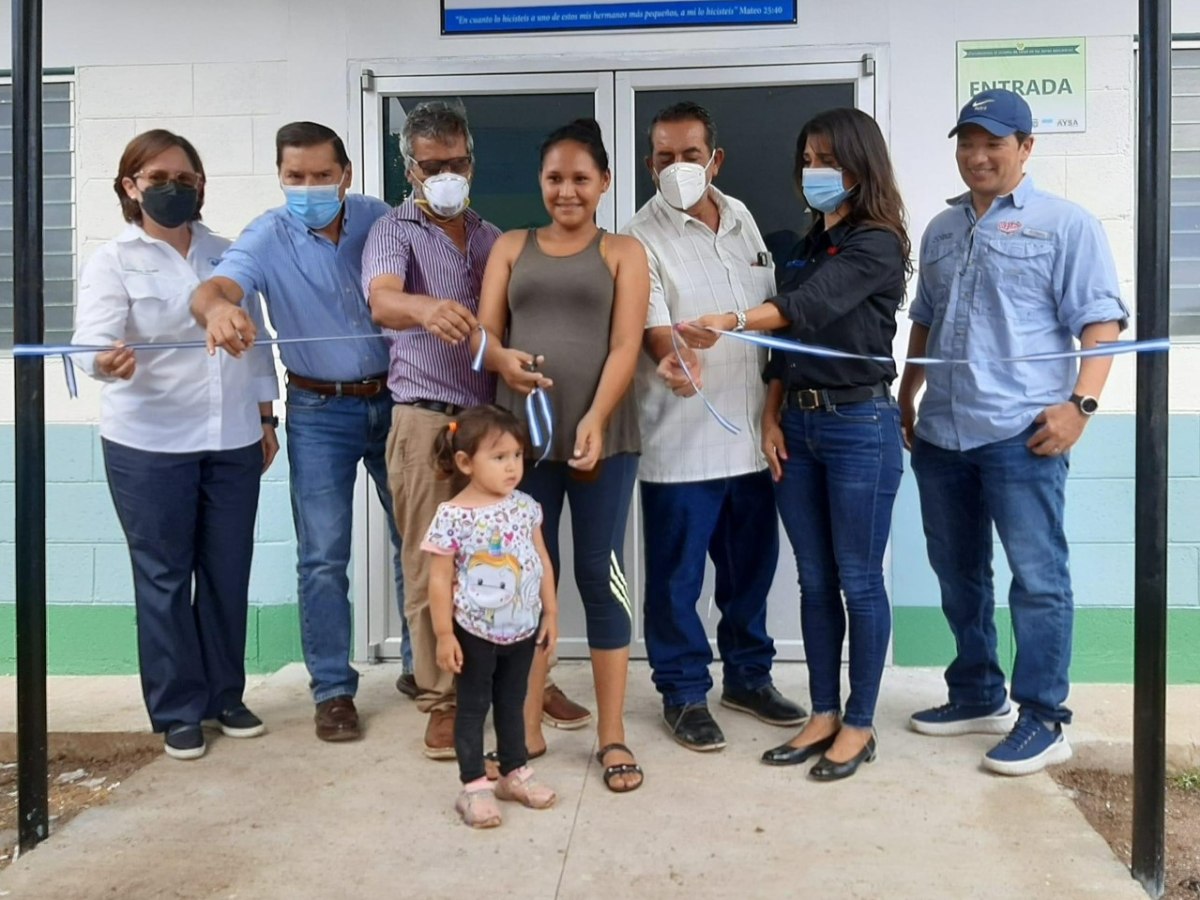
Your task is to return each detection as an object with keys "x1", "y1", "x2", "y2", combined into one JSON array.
[
  {"x1": 983, "y1": 710, "x2": 1072, "y2": 776},
  {"x1": 909, "y1": 700, "x2": 1015, "y2": 736}
]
